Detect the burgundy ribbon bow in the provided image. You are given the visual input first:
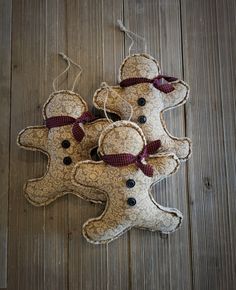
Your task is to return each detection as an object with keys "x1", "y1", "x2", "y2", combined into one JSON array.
[
  {"x1": 120, "y1": 75, "x2": 178, "y2": 93},
  {"x1": 45, "y1": 111, "x2": 96, "y2": 142},
  {"x1": 101, "y1": 140, "x2": 161, "y2": 177}
]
